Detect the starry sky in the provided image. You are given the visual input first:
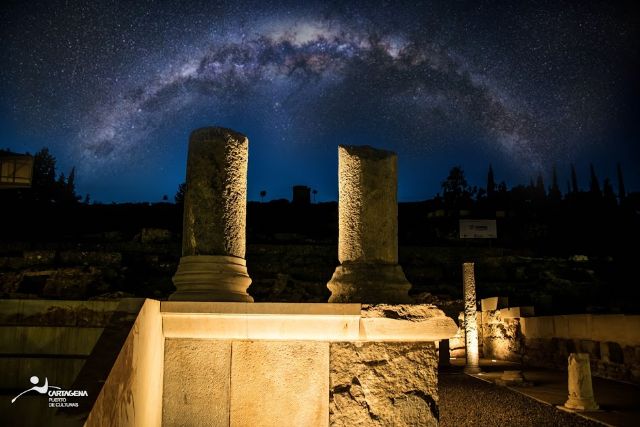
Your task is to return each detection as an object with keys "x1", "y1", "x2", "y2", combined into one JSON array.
[{"x1": 1, "y1": 0, "x2": 638, "y2": 202}]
